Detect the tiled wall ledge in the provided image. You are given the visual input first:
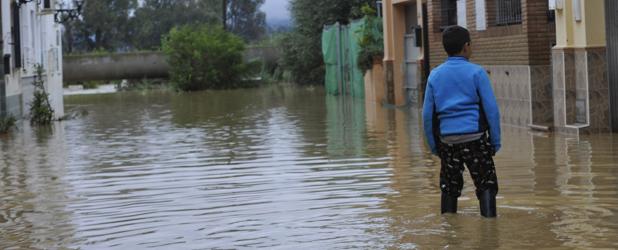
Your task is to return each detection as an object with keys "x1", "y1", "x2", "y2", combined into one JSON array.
[
  {"x1": 483, "y1": 65, "x2": 553, "y2": 129},
  {"x1": 551, "y1": 47, "x2": 610, "y2": 135}
]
